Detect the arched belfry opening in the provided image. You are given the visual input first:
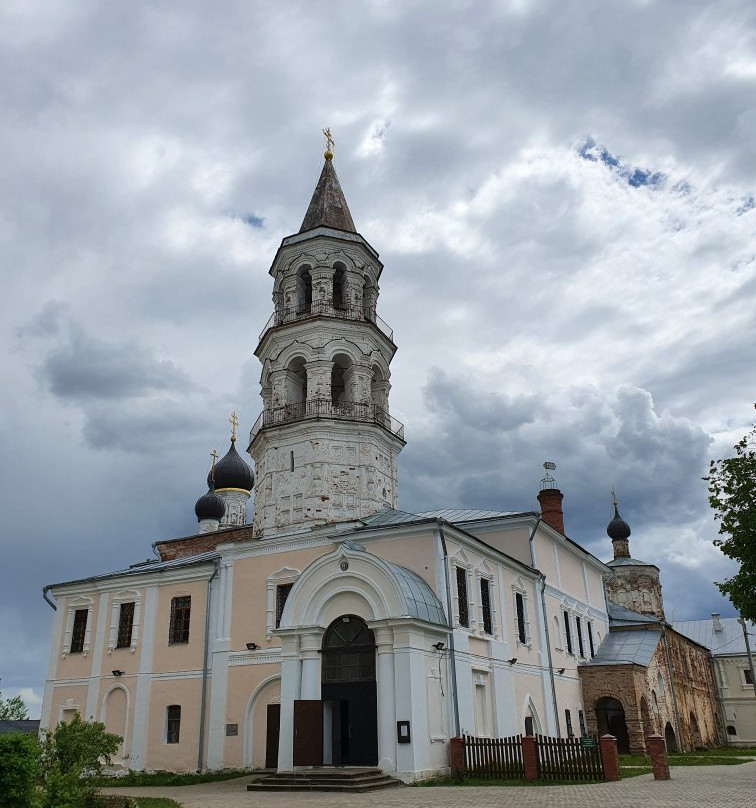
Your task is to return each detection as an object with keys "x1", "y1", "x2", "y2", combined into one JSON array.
[
  {"x1": 321, "y1": 615, "x2": 378, "y2": 766},
  {"x1": 286, "y1": 357, "x2": 307, "y2": 411},
  {"x1": 297, "y1": 265, "x2": 312, "y2": 314},
  {"x1": 331, "y1": 353, "x2": 352, "y2": 408},
  {"x1": 333, "y1": 262, "x2": 346, "y2": 311}
]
